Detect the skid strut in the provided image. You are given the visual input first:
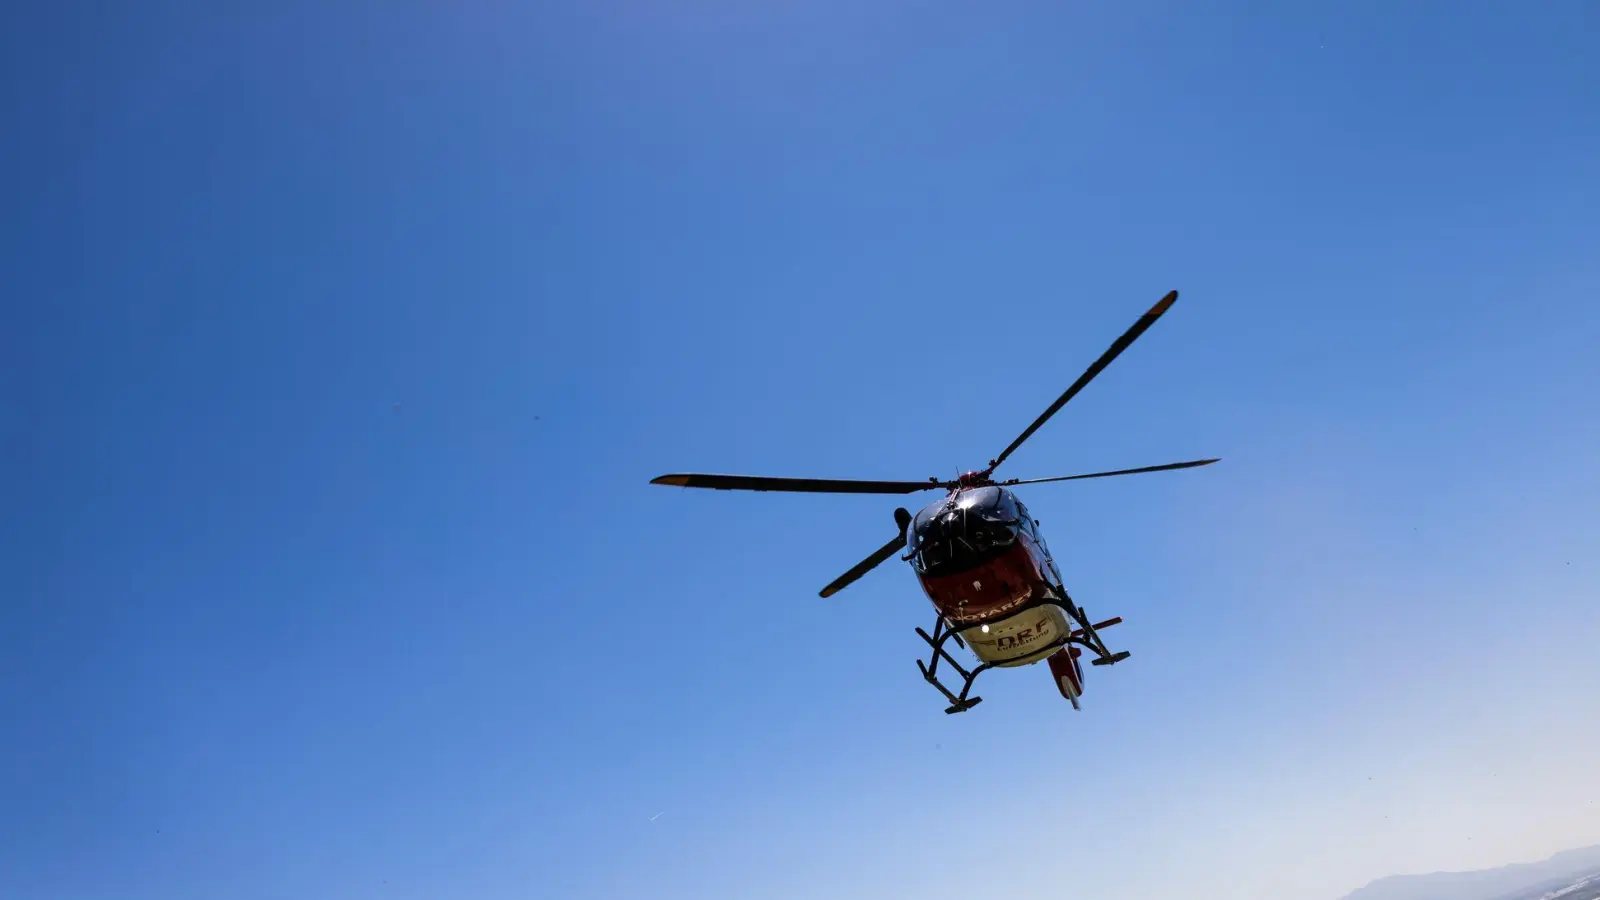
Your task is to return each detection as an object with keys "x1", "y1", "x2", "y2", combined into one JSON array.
[{"x1": 914, "y1": 591, "x2": 1130, "y2": 714}]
